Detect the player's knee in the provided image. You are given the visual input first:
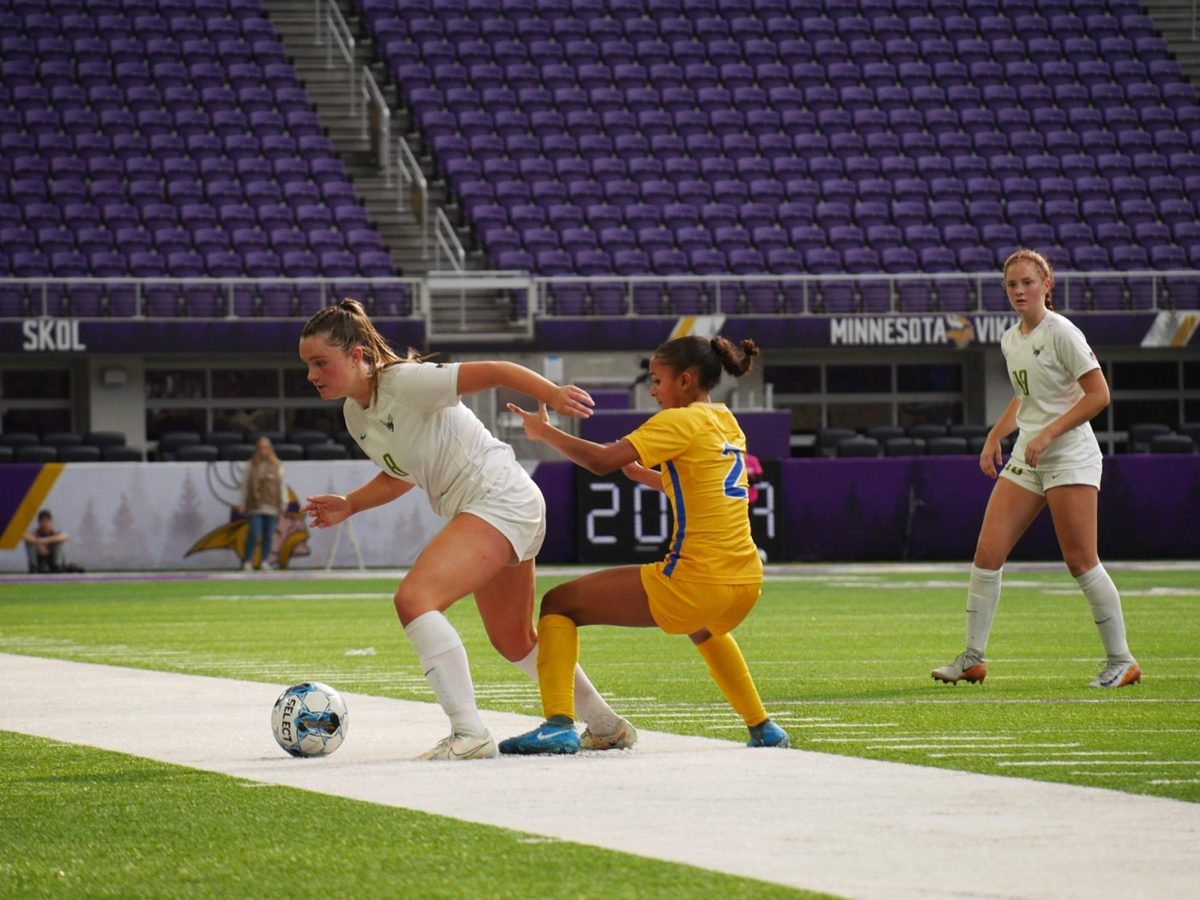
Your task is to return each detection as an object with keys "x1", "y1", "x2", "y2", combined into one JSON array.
[
  {"x1": 393, "y1": 585, "x2": 435, "y2": 625},
  {"x1": 1062, "y1": 551, "x2": 1098, "y2": 578},
  {"x1": 539, "y1": 583, "x2": 572, "y2": 618}
]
